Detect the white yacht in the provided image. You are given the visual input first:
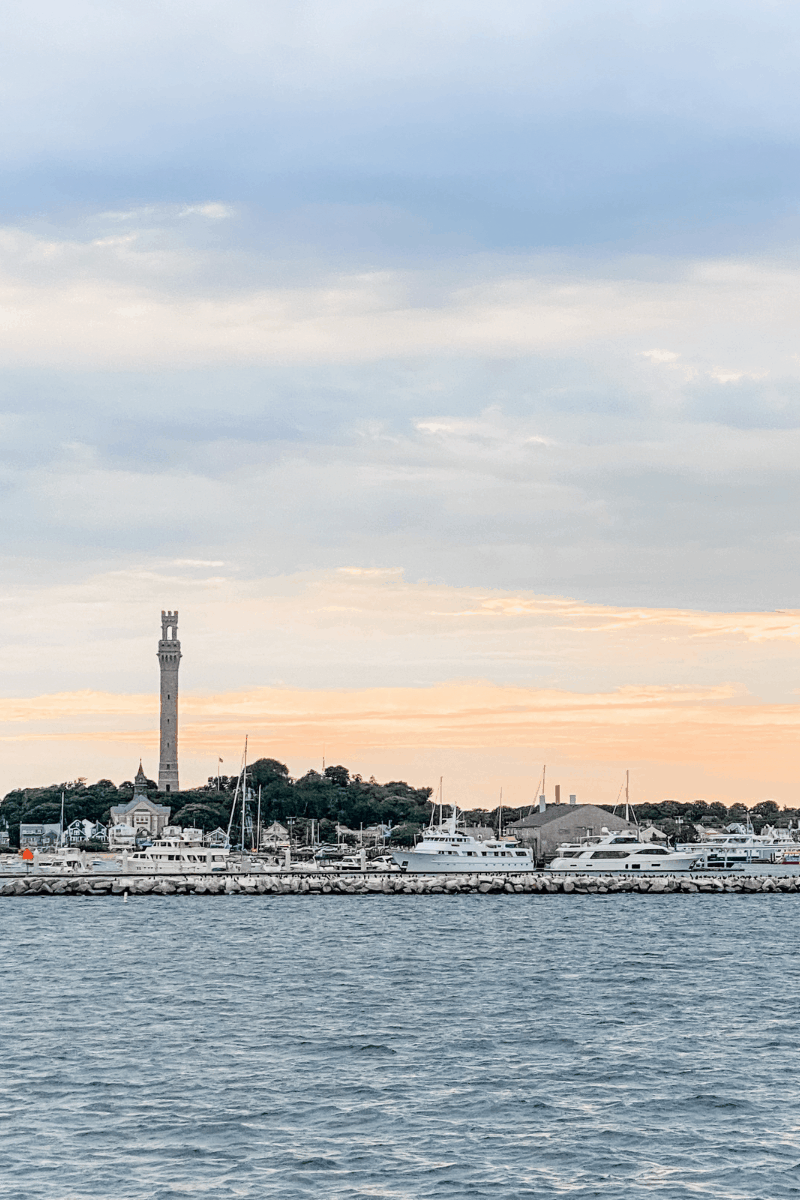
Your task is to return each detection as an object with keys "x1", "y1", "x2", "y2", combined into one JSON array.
[
  {"x1": 548, "y1": 828, "x2": 701, "y2": 873},
  {"x1": 33, "y1": 848, "x2": 91, "y2": 873},
  {"x1": 677, "y1": 825, "x2": 799, "y2": 867},
  {"x1": 118, "y1": 835, "x2": 232, "y2": 873},
  {"x1": 393, "y1": 807, "x2": 535, "y2": 873}
]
